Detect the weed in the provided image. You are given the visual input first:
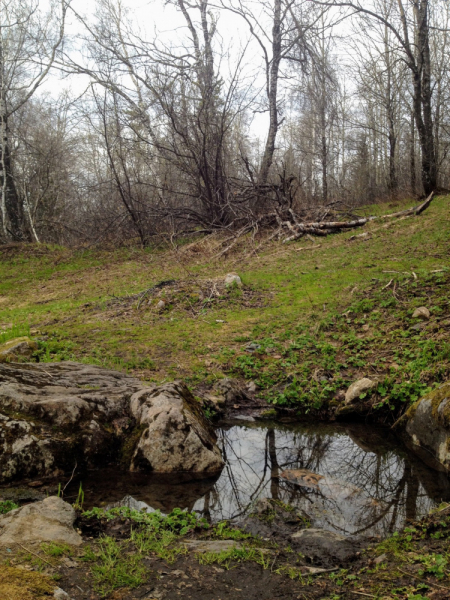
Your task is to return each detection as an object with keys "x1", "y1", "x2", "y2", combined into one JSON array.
[
  {"x1": 418, "y1": 554, "x2": 448, "y2": 580},
  {"x1": 41, "y1": 542, "x2": 73, "y2": 558},
  {"x1": 213, "y1": 521, "x2": 252, "y2": 540},
  {"x1": 0, "y1": 324, "x2": 31, "y2": 344},
  {"x1": 83, "y1": 536, "x2": 148, "y2": 597},
  {"x1": 0, "y1": 500, "x2": 19, "y2": 514},
  {"x1": 82, "y1": 506, "x2": 208, "y2": 536}
]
